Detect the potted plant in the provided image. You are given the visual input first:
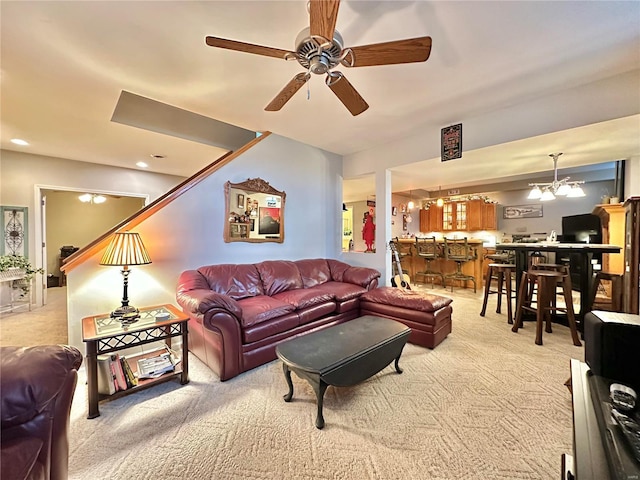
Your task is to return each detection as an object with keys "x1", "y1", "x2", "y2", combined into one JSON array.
[{"x1": 0, "y1": 255, "x2": 44, "y2": 297}]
